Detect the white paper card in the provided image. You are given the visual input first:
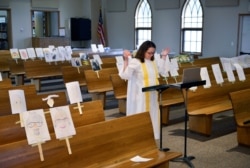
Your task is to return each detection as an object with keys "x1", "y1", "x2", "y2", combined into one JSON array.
[
  {"x1": 9, "y1": 89, "x2": 27, "y2": 114},
  {"x1": 57, "y1": 46, "x2": 67, "y2": 61},
  {"x1": 66, "y1": 81, "x2": 83, "y2": 104},
  {"x1": 130, "y1": 155, "x2": 153, "y2": 162},
  {"x1": 93, "y1": 54, "x2": 103, "y2": 64},
  {"x1": 23, "y1": 109, "x2": 51, "y2": 145},
  {"x1": 211, "y1": 64, "x2": 224, "y2": 84},
  {"x1": 10, "y1": 48, "x2": 20, "y2": 59},
  {"x1": 43, "y1": 48, "x2": 53, "y2": 62},
  {"x1": 170, "y1": 58, "x2": 179, "y2": 70},
  {"x1": 200, "y1": 67, "x2": 211, "y2": 88},
  {"x1": 0, "y1": 72, "x2": 2, "y2": 81},
  {"x1": 220, "y1": 57, "x2": 231, "y2": 71},
  {"x1": 50, "y1": 105, "x2": 76, "y2": 139},
  {"x1": 19, "y1": 49, "x2": 29, "y2": 60},
  {"x1": 224, "y1": 62, "x2": 235, "y2": 82},
  {"x1": 98, "y1": 44, "x2": 105, "y2": 52},
  {"x1": 91, "y1": 44, "x2": 98, "y2": 52},
  {"x1": 35, "y1": 48, "x2": 44, "y2": 58},
  {"x1": 115, "y1": 56, "x2": 124, "y2": 63},
  {"x1": 169, "y1": 62, "x2": 179, "y2": 77},
  {"x1": 26, "y1": 48, "x2": 37, "y2": 59},
  {"x1": 233, "y1": 63, "x2": 246, "y2": 81},
  {"x1": 65, "y1": 46, "x2": 73, "y2": 60}
]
